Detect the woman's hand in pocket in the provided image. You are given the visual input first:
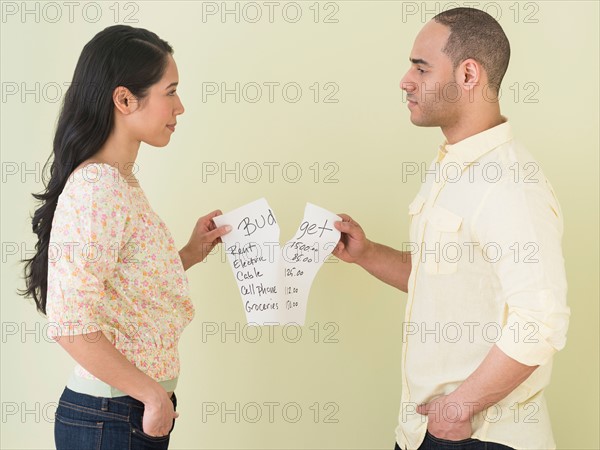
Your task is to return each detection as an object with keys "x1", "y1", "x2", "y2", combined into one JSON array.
[{"x1": 142, "y1": 390, "x2": 178, "y2": 437}]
